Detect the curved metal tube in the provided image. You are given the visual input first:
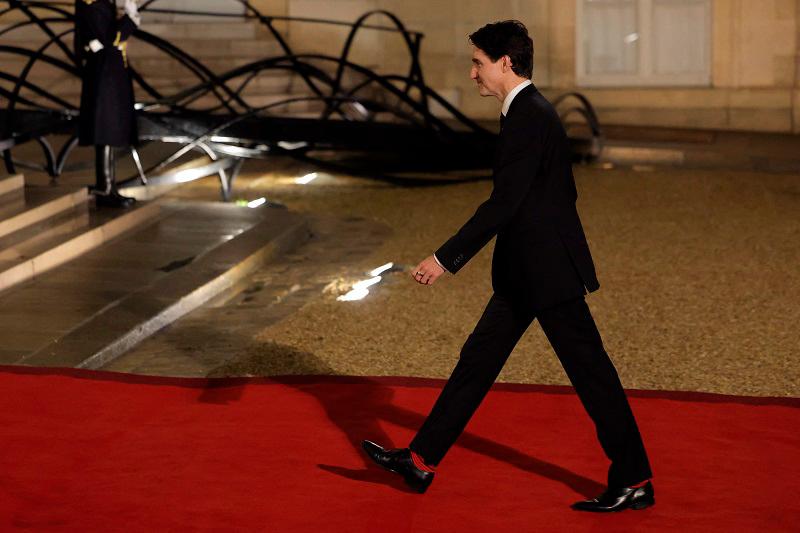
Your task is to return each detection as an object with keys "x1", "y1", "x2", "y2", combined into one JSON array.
[
  {"x1": 325, "y1": 10, "x2": 428, "y2": 120},
  {"x1": 55, "y1": 134, "x2": 79, "y2": 175},
  {"x1": 130, "y1": 30, "x2": 248, "y2": 114},
  {"x1": 13, "y1": 1, "x2": 76, "y2": 65},
  {"x1": 34, "y1": 135, "x2": 56, "y2": 176},
  {"x1": 7, "y1": 29, "x2": 75, "y2": 123},
  {"x1": 1, "y1": 0, "x2": 592, "y2": 188},
  {"x1": 553, "y1": 92, "x2": 602, "y2": 135},
  {"x1": 0, "y1": 72, "x2": 76, "y2": 110}
]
